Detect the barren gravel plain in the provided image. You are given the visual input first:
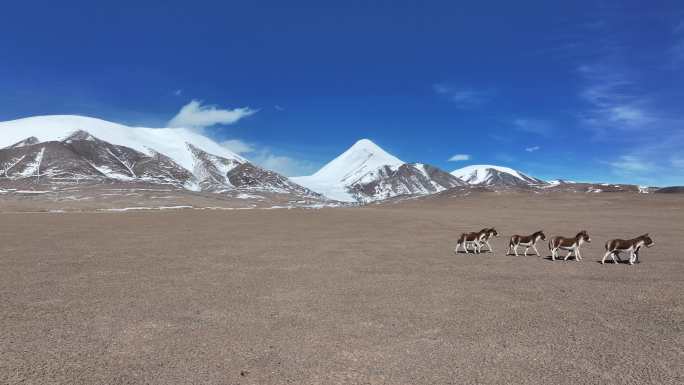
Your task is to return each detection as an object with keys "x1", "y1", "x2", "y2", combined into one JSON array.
[{"x1": 1, "y1": 192, "x2": 683, "y2": 384}]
